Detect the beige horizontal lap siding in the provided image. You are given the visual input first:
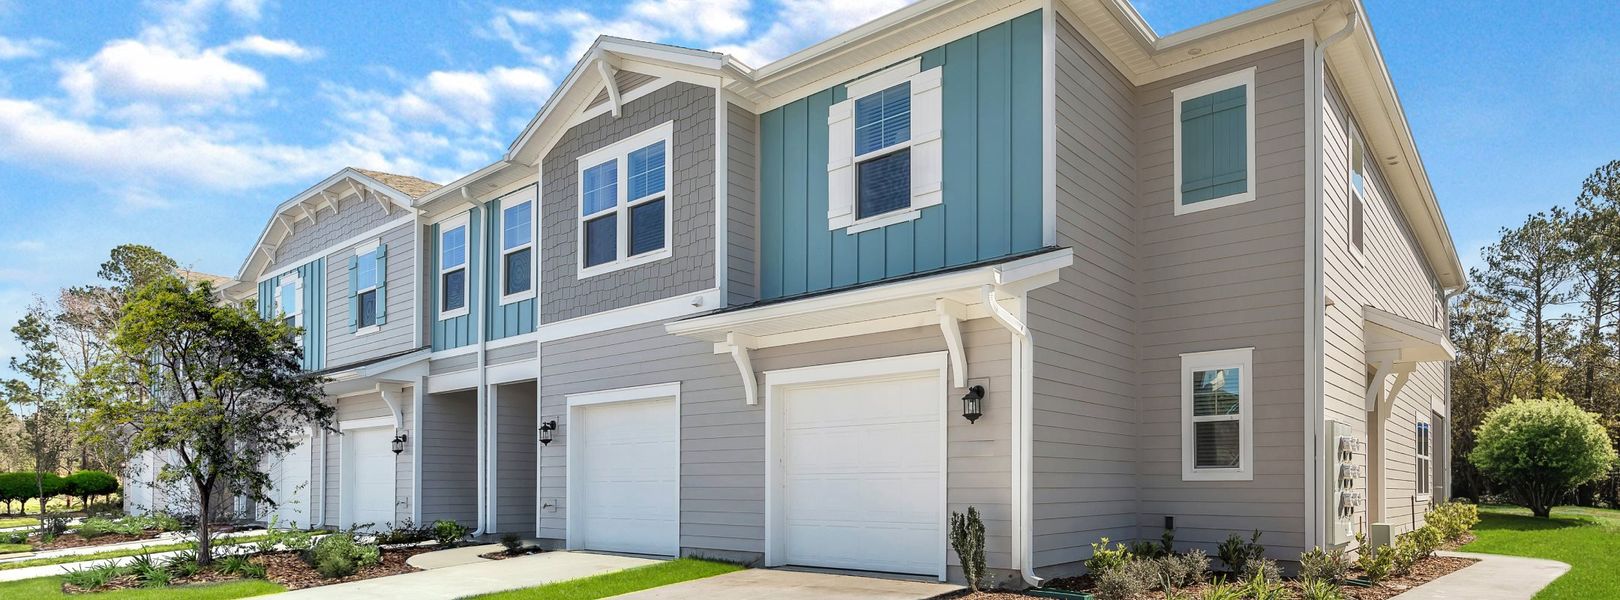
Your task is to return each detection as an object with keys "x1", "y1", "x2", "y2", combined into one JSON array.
[
  {"x1": 322, "y1": 391, "x2": 413, "y2": 528},
  {"x1": 1321, "y1": 76, "x2": 1447, "y2": 536},
  {"x1": 325, "y1": 221, "x2": 416, "y2": 367},
  {"x1": 751, "y1": 320, "x2": 1015, "y2": 573},
  {"x1": 1134, "y1": 40, "x2": 1308, "y2": 558},
  {"x1": 420, "y1": 388, "x2": 478, "y2": 526},
  {"x1": 1031, "y1": 11, "x2": 1140, "y2": 573},
  {"x1": 536, "y1": 321, "x2": 747, "y2": 552}
]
